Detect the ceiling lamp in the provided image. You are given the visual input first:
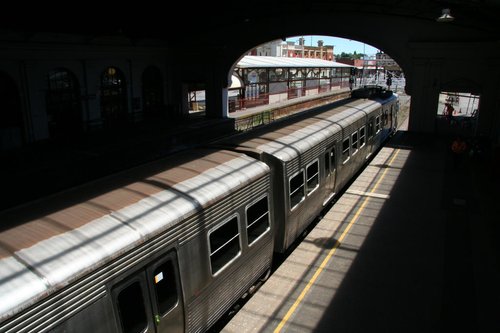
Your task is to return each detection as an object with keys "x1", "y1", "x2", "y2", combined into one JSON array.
[{"x1": 437, "y1": 8, "x2": 454, "y2": 23}]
